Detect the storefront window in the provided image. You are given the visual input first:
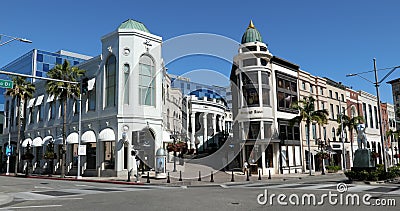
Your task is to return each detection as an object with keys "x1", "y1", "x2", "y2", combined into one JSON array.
[
  {"x1": 104, "y1": 141, "x2": 115, "y2": 169},
  {"x1": 265, "y1": 145, "x2": 274, "y2": 168}
]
